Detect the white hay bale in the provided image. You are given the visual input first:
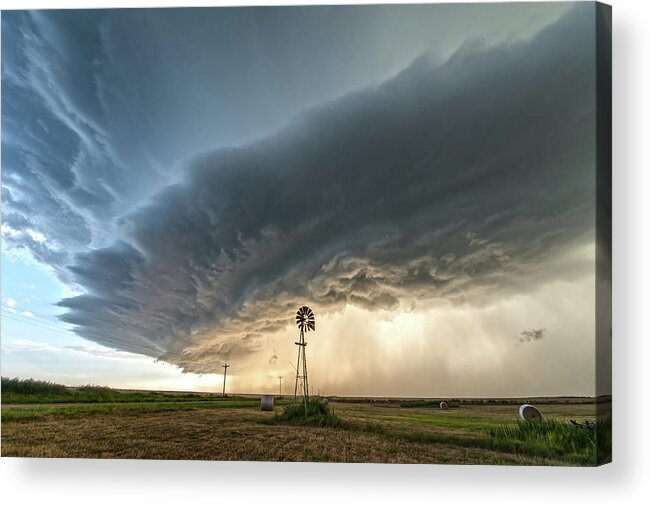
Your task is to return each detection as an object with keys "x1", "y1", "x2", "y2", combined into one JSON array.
[
  {"x1": 519, "y1": 404, "x2": 542, "y2": 421},
  {"x1": 440, "y1": 401, "x2": 449, "y2": 410},
  {"x1": 260, "y1": 395, "x2": 275, "y2": 411}
]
